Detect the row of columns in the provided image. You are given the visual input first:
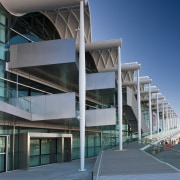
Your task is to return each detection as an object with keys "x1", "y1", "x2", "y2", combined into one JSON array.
[
  {"x1": 79, "y1": 0, "x2": 179, "y2": 171},
  {"x1": 132, "y1": 72, "x2": 179, "y2": 142},
  {"x1": 148, "y1": 88, "x2": 179, "y2": 136}
]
